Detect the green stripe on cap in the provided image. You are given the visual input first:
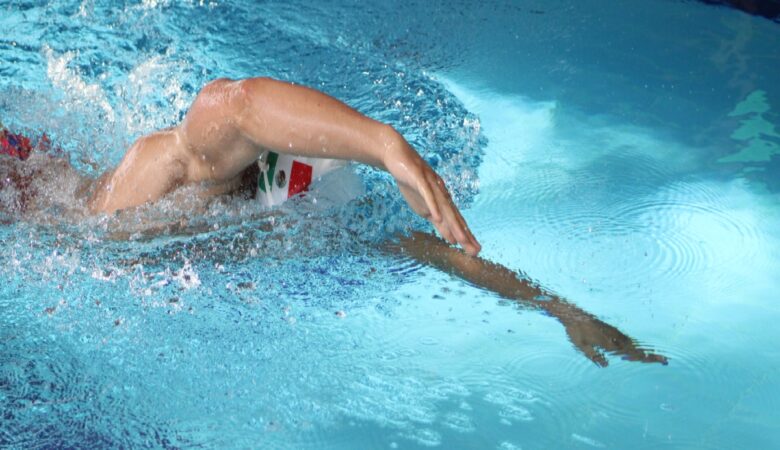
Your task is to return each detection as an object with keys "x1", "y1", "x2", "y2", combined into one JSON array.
[{"x1": 258, "y1": 151, "x2": 279, "y2": 193}]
